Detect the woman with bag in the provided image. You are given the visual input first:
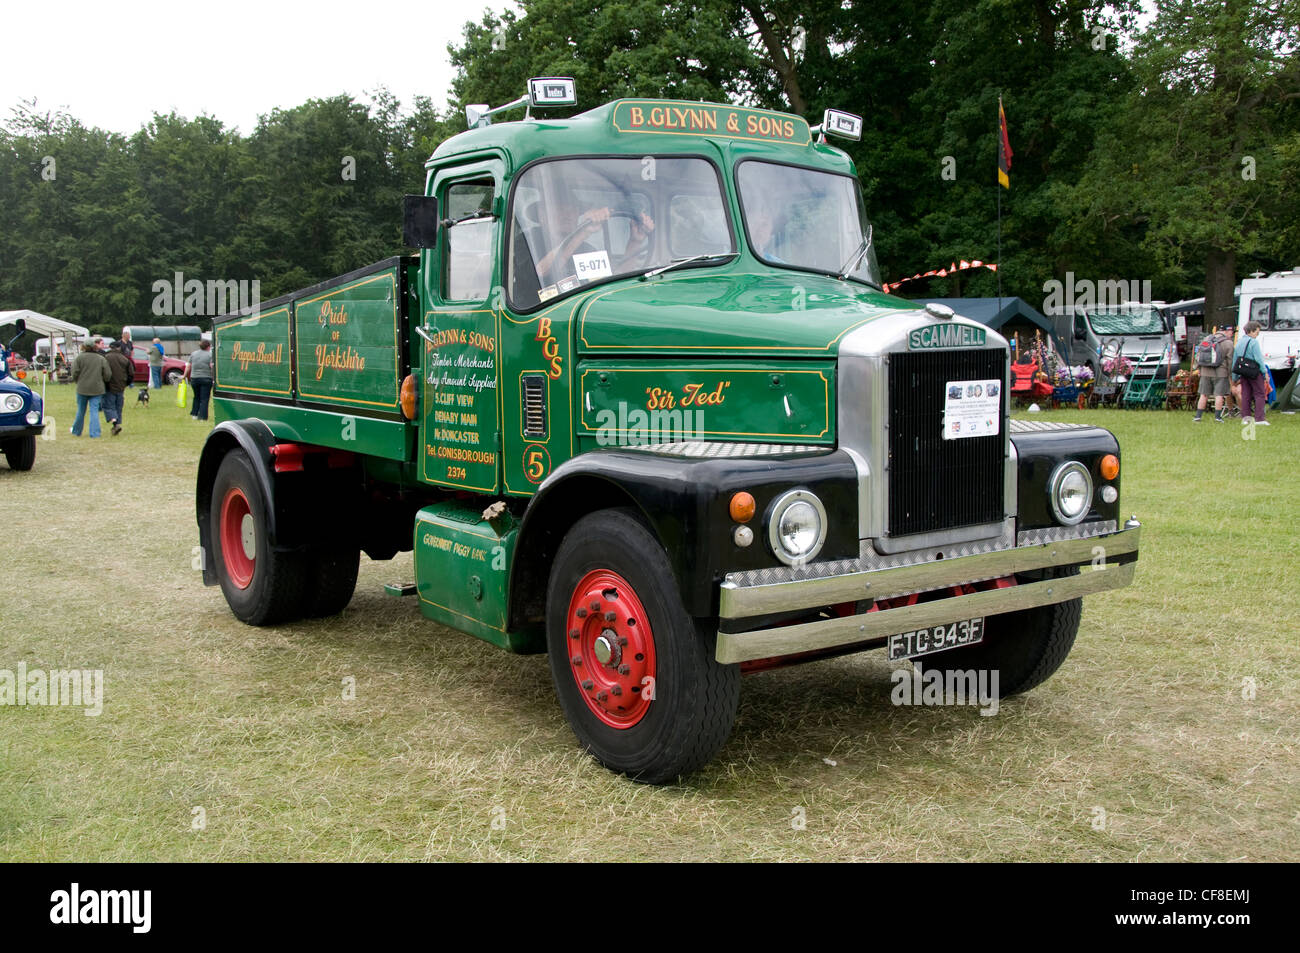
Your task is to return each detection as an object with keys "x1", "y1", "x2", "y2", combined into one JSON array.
[{"x1": 1232, "y1": 320, "x2": 1270, "y2": 425}]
